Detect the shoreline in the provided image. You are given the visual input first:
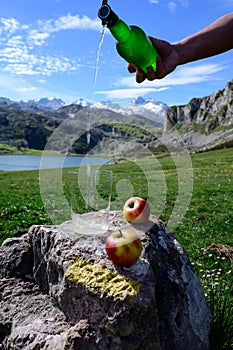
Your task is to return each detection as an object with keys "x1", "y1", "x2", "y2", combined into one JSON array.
[{"x1": 0, "y1": 154, "x2": 114, "y2": 172}]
